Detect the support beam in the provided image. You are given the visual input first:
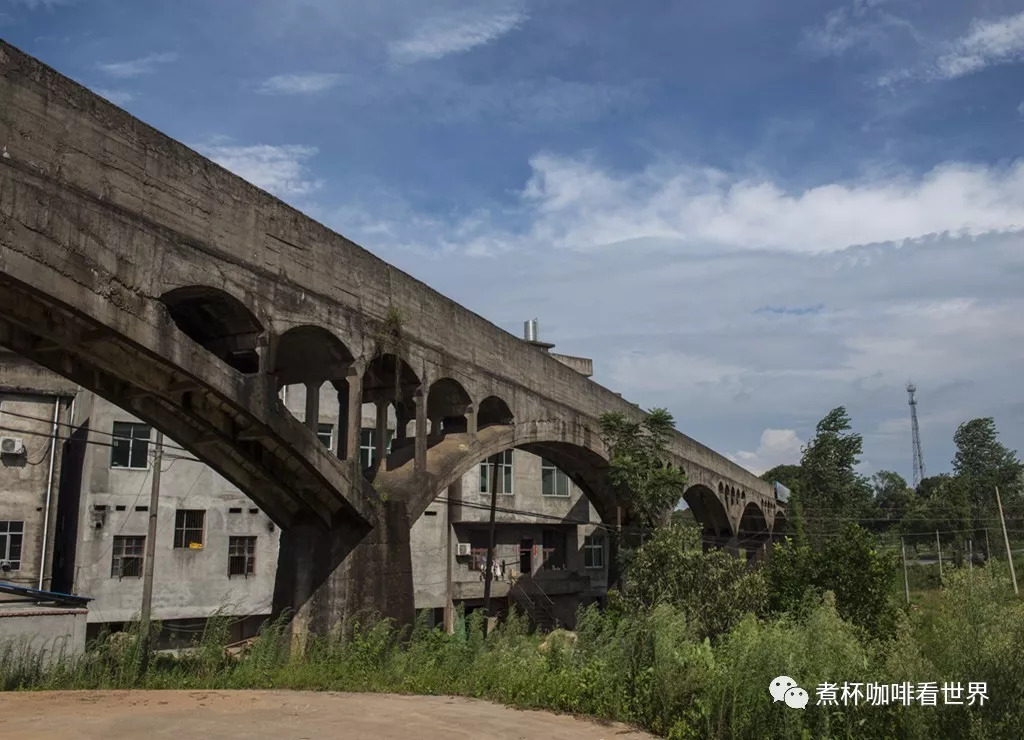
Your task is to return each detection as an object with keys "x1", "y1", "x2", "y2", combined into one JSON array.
[
  {"x1": 336, "y1": 381, "x2": 349, "y2": 459},
  {"x1": 414, "y1": 387, "x2": 427, "y2": 473},
  {"x1": 374, "y1": 400, "x2": 388, "y2": 471},
  {"x1": 466, "y1": 403, "x2": 477, "y2": 440},
  {"x1": 347, "y1": 369, "x2": 362, "y2": 468},
  {"x1": 304, "y1": 381, "x2": 320, "y2": 434}
]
